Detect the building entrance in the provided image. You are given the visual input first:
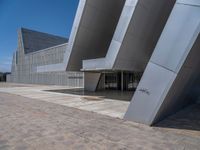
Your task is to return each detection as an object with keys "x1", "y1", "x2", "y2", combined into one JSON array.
[
  {"x1": 101, "y1": 71, "x2": 142, "y2": 91},
  {"x1": 105, "y1": 72, "x2": 121, "y2": 90}
]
